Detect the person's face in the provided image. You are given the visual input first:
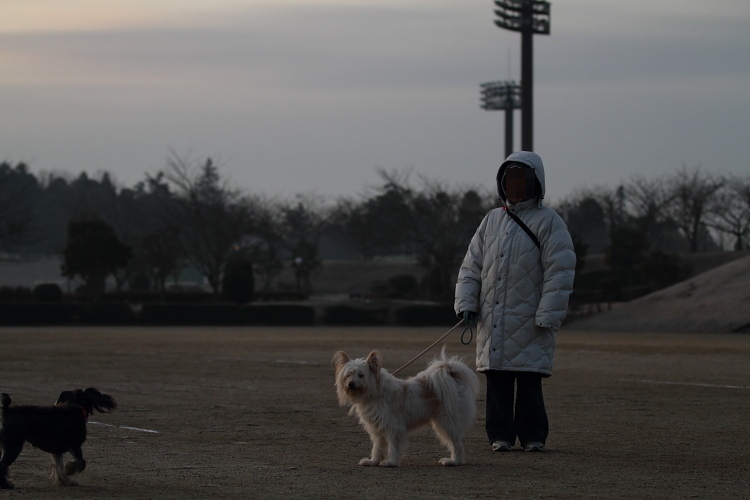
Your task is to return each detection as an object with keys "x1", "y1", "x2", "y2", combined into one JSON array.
[{"x1": 505, "y1": 166, "x2": 537, "y2": 203}]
